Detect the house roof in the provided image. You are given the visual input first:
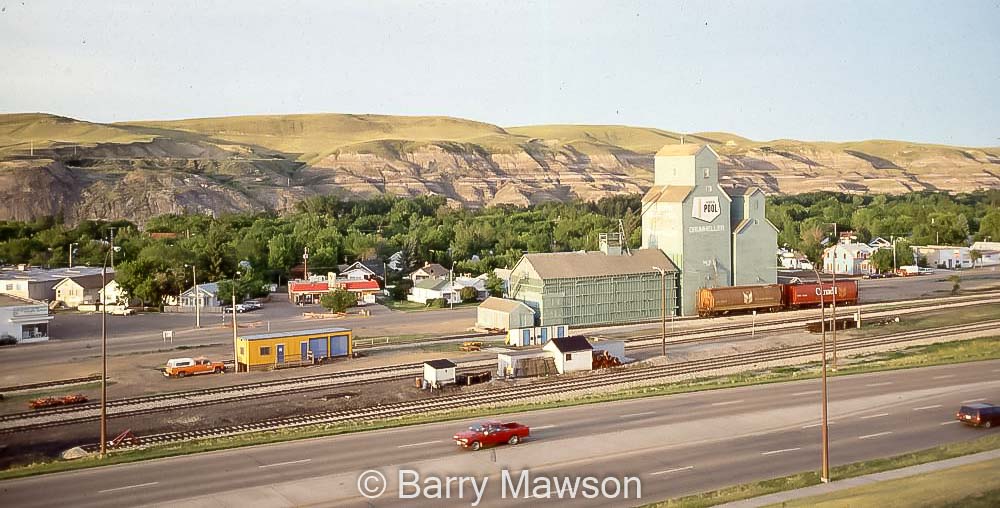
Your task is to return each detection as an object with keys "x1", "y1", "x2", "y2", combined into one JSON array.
[
  {"x1": 54, "y1": 273, "x2": 113, "y2": 290},
  {"x1": 289, "y1": 281, "x2": 329, "y2": 293},
  {"x1": 414, "y1": 278, "x2": 450, "y2": 291},
  {"x1": 424, "y1": 359, "x2": 457, "y2": 369},
  {"x1": 655, "y1": 144, "x2": 706, "y2": 157},
  {"x1": 338, "y1": 279, "x2": 380, "y2": 291},
  {"x1": 519, "y1": 248, "x2": 677, "y2": 280},
  {"x1": 478, "y1": 297, "x2": 534, "y2": 314},
  {"x1": 411, "y1": 263, "x2": 450, "y2": 278},
  {"x1": 180, "y1": 282, "x2": 220, "y2": 297},
  {"x1": 547, "y1": 335, "x2": 593, "y2": 352},
  {"x1": 240, "y1": 327, "x2": 350, "y2": 341},
  {"x1": 0, "y1": 266, "x2": 111, "y2": 283},
  {"x1": 337, "y1": 260, "x2": 384, "y2": 276},
  {"x1": 0, "y1": 294, "x2": 45, "y2": 307},
  {"x1": 641, "y1": 185, "x2": 695, "y2": 204}
]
